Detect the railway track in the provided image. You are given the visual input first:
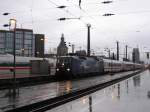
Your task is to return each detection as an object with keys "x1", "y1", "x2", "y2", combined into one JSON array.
[{"x1": 6, "y1": 70, "x2": 143, "y2": 112}]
